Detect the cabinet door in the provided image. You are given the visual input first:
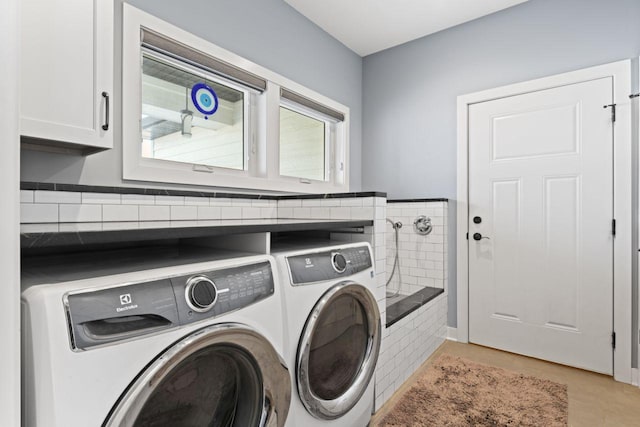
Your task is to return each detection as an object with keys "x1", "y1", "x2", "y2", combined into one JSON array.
[{"x1": 20, "y1": 0, "x2": 113, "y2": 151}]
